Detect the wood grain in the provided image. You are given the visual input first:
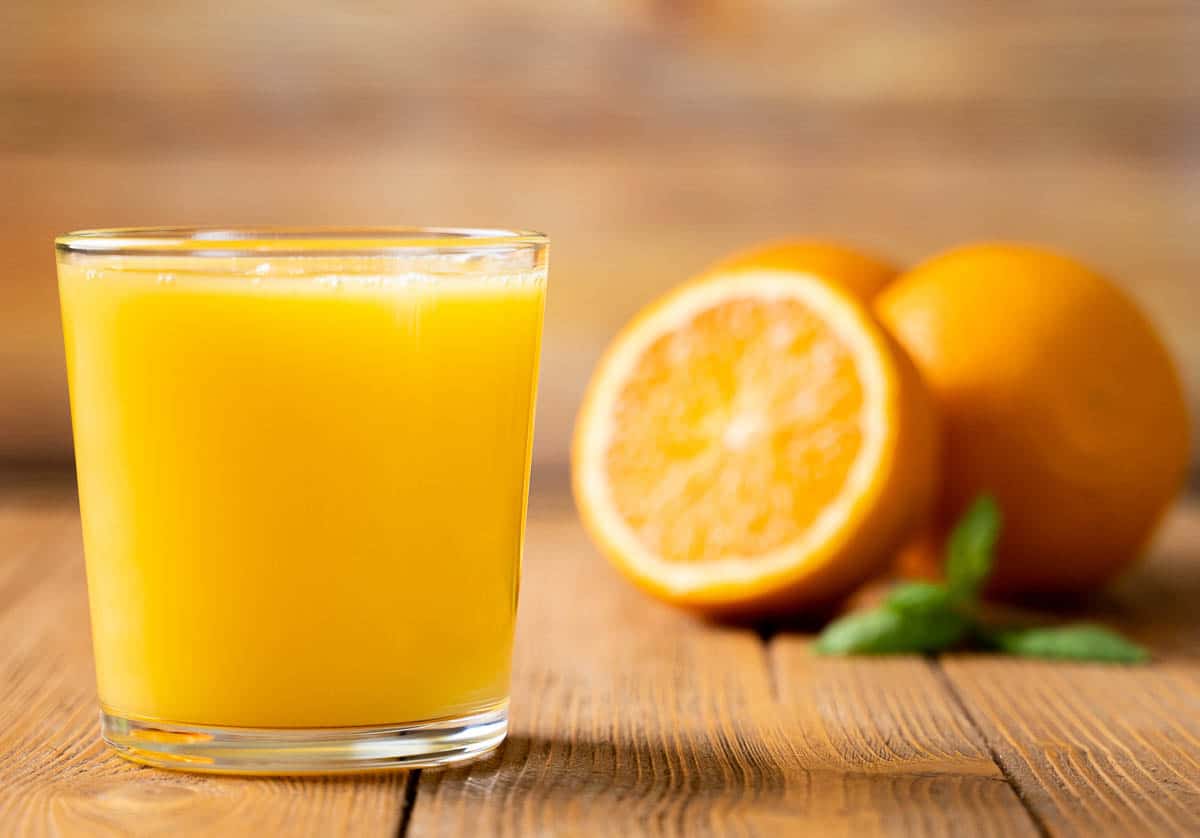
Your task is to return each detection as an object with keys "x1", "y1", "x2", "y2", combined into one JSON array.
[
  {"x1": 0, "y1": 471, "x2": 410, "y2": 837},
  {"x1": 2, "y1": 0, "x2": 1199, "y2": 463},
  {"x1": 2, "y1": 471, "x2": 1199, "y2": 835},
  {"x1": 939, "y1": 503, "x2": 1200, "y2": 837},
  {"x1": 406, "y1": 488, "x2": 1037, "y2": 837}
]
